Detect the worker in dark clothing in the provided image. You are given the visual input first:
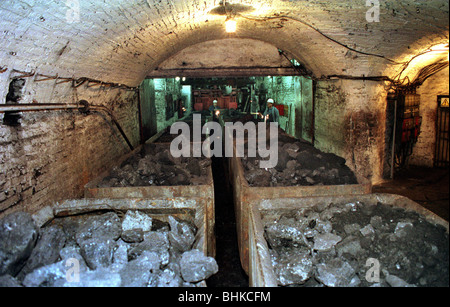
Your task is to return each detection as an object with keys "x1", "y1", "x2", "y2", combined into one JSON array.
[
  {"x1": 209, "y1": 99, "x2": 221, "y2": 122},
  {"x1": 259, "y1": 99, "x2": 279, "y2": 123}
]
